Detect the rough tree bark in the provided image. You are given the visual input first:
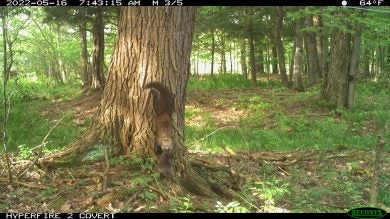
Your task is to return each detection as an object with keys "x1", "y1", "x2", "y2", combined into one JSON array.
[
  {"x1": 321, "y1": 17, "x2": 351, "y2": 108},
  {"x1": 347, "y1": 22, "x2": 362, "y2": 109},
  {"x1": 89, "y1": 7, "x2": 212, "y2": 195}
]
